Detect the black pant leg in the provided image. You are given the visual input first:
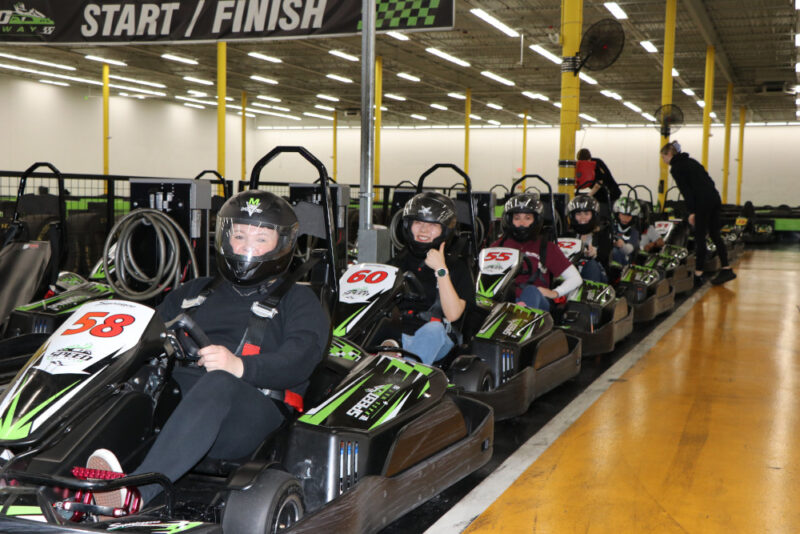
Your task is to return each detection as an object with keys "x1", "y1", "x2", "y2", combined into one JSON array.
[
  {"x1": 693, "y1": 211, "x2": 709, "y2": 271},
  {"x1": 706, "y1": 202, "x2": 729, "y2": 267}
]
